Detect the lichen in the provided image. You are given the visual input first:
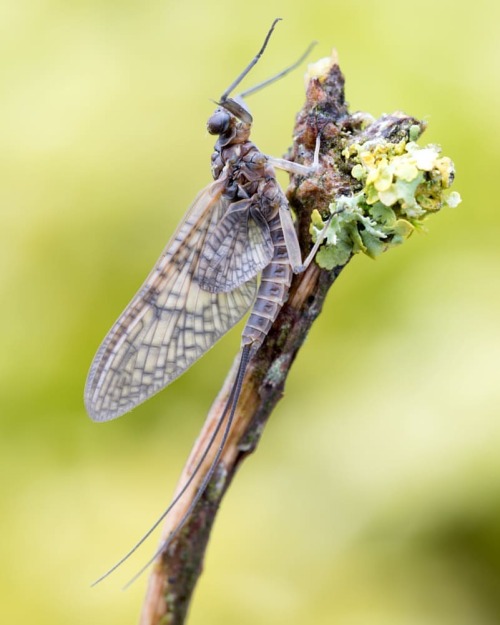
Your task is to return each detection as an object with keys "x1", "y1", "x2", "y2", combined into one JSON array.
[{"x1": 312, "y1": 136, "x2": 461, "y2": 270}]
